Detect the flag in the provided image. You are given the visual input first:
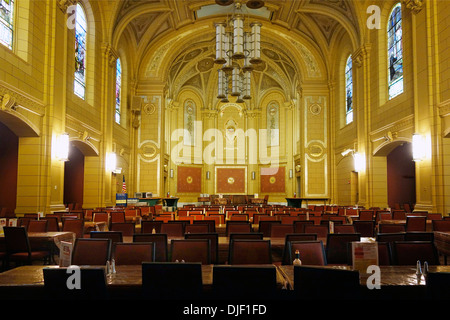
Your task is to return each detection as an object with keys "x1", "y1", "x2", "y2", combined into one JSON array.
[{"x1": 121, "y1": 175, "x2": 127, "y2": 193}]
